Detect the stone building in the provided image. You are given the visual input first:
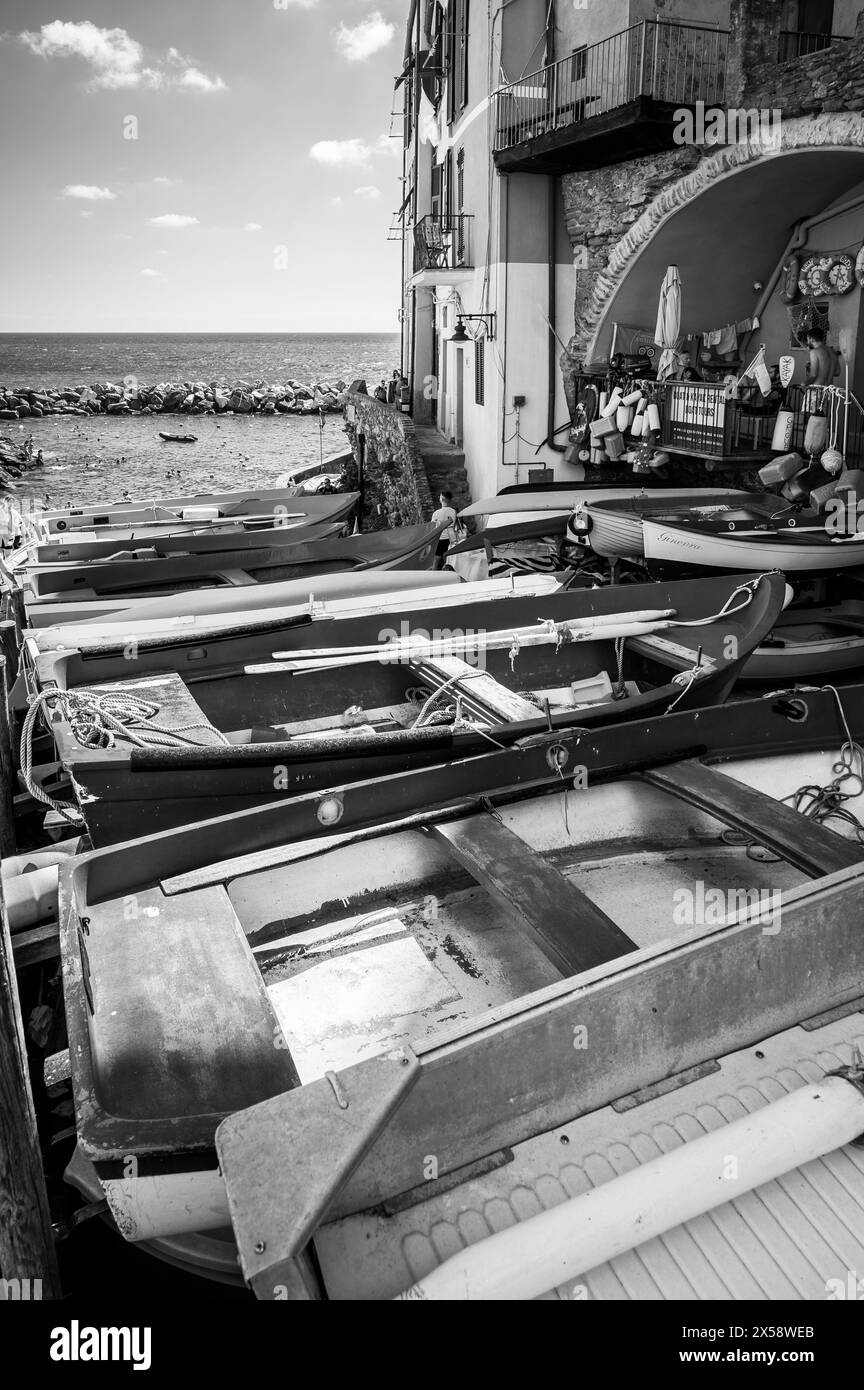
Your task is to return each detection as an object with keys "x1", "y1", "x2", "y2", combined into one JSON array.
[{"x1": 392, "y1": 0, "x2": 864, "y2": 501}]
